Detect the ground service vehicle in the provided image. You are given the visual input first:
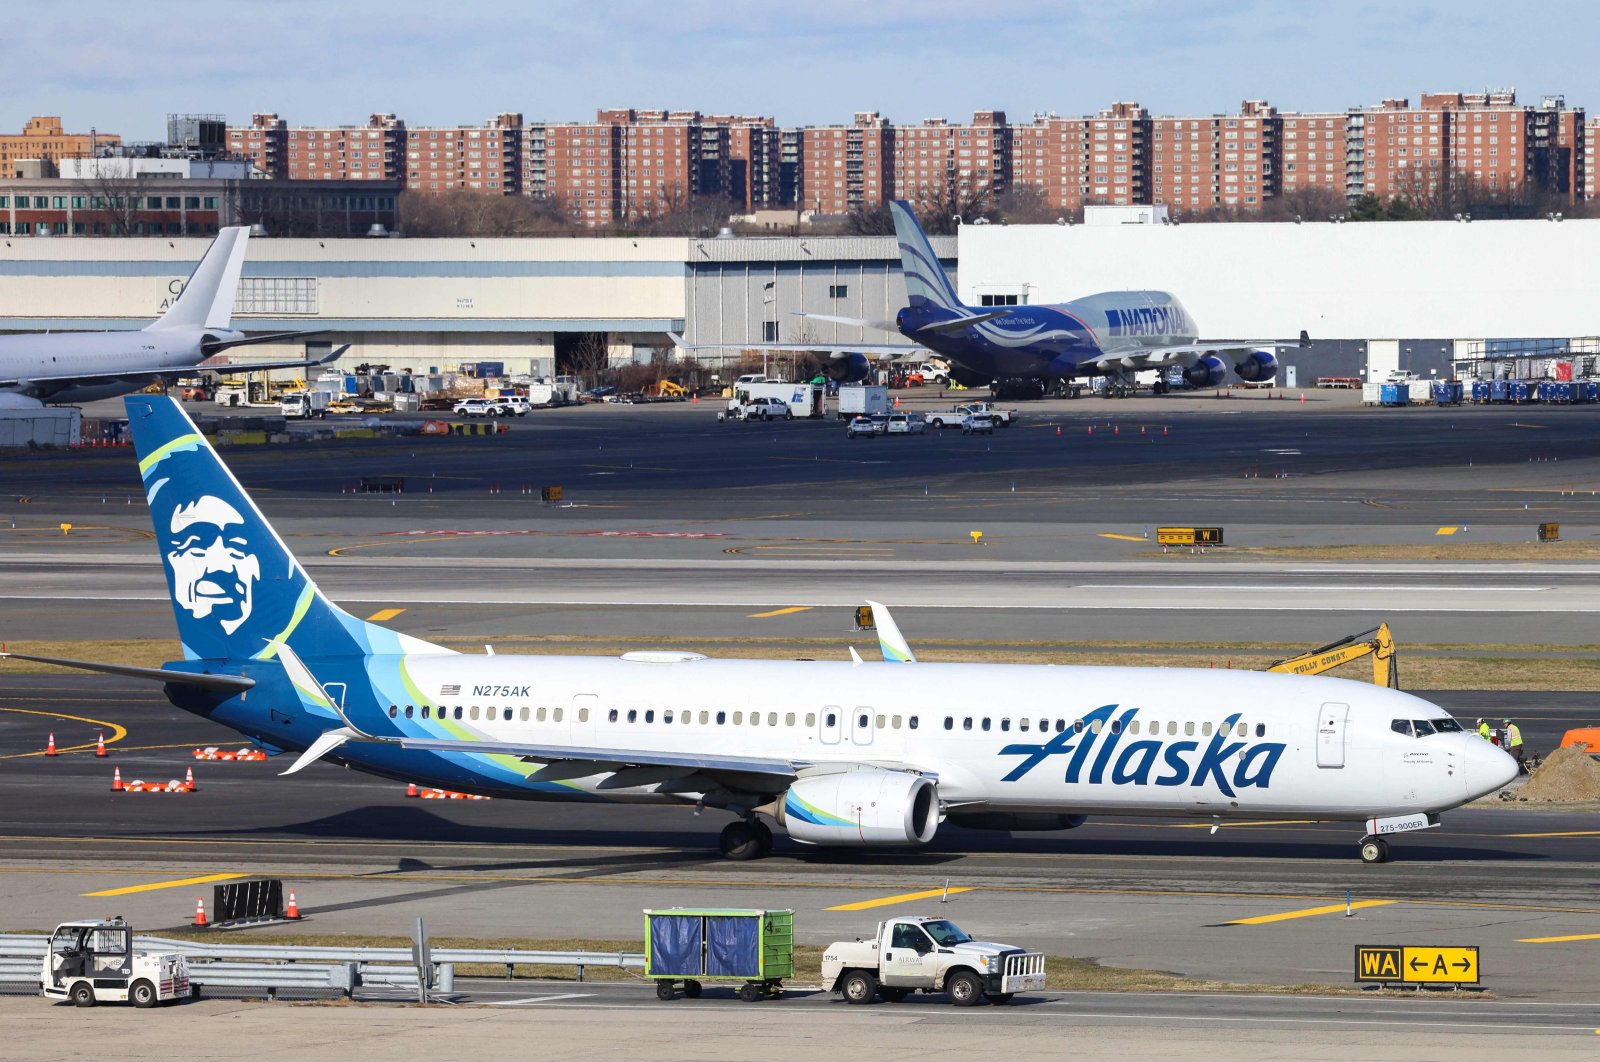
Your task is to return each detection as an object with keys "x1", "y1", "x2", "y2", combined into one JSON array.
[
  {"x1": 732, "y1": 396, "x2": 794, "y2": 421},
  {"x1": 846, "y1": 416, "x2": 876, "y2": 438},
  {"x1": 279, "y1": 390, "x2": 330, "y2": 419},
  {"x1": 326, "y1": 398, "x2": 362, "y2": 415},
  {"x1": 822, "y1": 916, "x2": 1046, "y2": 1007},
  {"x1": 644, "y1": 908, "x2": 794, "y2": 1002},
  {"x1": 836, "y1": 384, "x2": 890, "y2": 419},
  {"x1": 453, "y1": 397, "x2": 517, "y2": 417},
  {"x1": 961, "y1": 413, "x2": 996, "y2": 435},
  {"x1": 886, "y1": 412, "x2": 925, "y2": 434},
  {"x1": 43, "y1": 918, "x2": 190, "y2": 1008},
  {"x1": 926, "y1": 402, "x2": 1016, "y2": 429}
]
